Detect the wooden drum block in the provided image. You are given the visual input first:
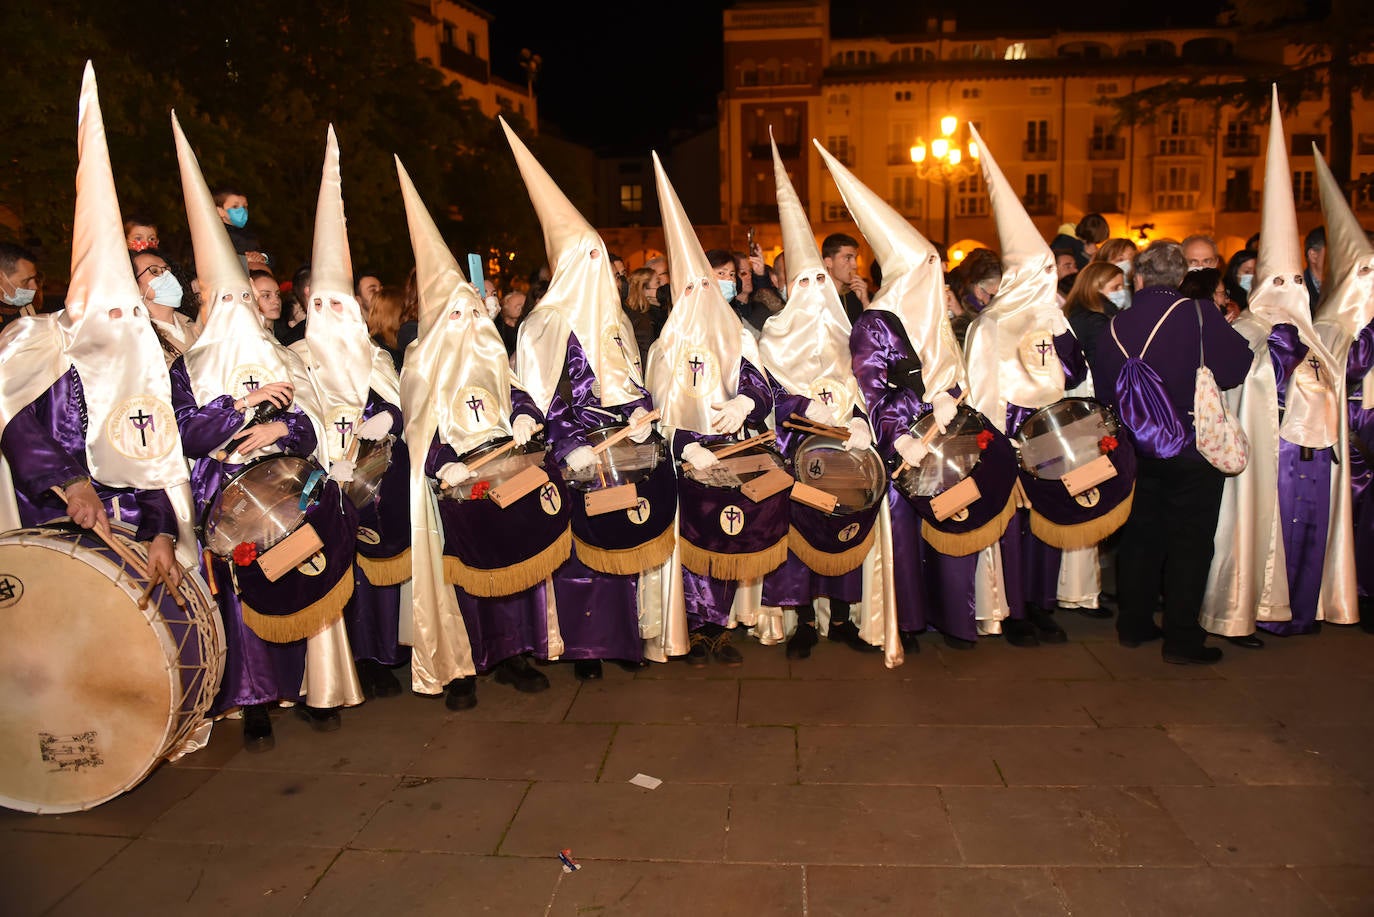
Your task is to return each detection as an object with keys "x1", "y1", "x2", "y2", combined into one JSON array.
[
  {"x1": 491, "y1": 465, "x2": 550, "y2": 508},
  {"x1": 585, "y1": 483, "x2": 639, "y2": 516}
]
